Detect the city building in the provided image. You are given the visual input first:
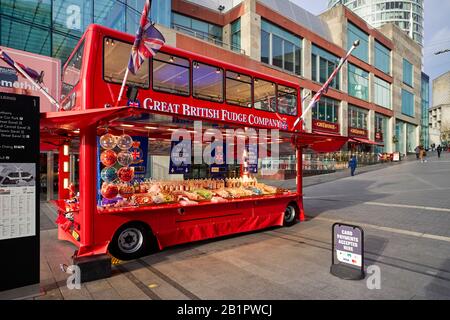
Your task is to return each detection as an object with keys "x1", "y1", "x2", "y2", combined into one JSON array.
[
  {"x1": 327, "y1": 0, "x2": 424, "y2": 45},
  {"x1": 429, "y1": 71, "x2": 450, "y2": 147},
  {"x1": 0, "y1": 0, "x2": 427, "y2": 197}
]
